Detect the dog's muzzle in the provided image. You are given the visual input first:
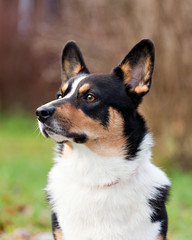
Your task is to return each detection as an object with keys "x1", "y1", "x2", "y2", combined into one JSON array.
[{"x1": 36, "y1": 106, "x2": 55, "y2": 123}]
